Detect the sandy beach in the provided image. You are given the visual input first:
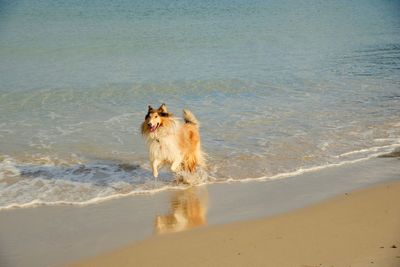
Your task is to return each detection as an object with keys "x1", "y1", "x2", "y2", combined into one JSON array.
[
  {"x1": 0, "y1": 157, "x2": 399, "y2": 267},
  {"x1": 71, "y1": 179, "x2": 400, "y2": 267}
]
